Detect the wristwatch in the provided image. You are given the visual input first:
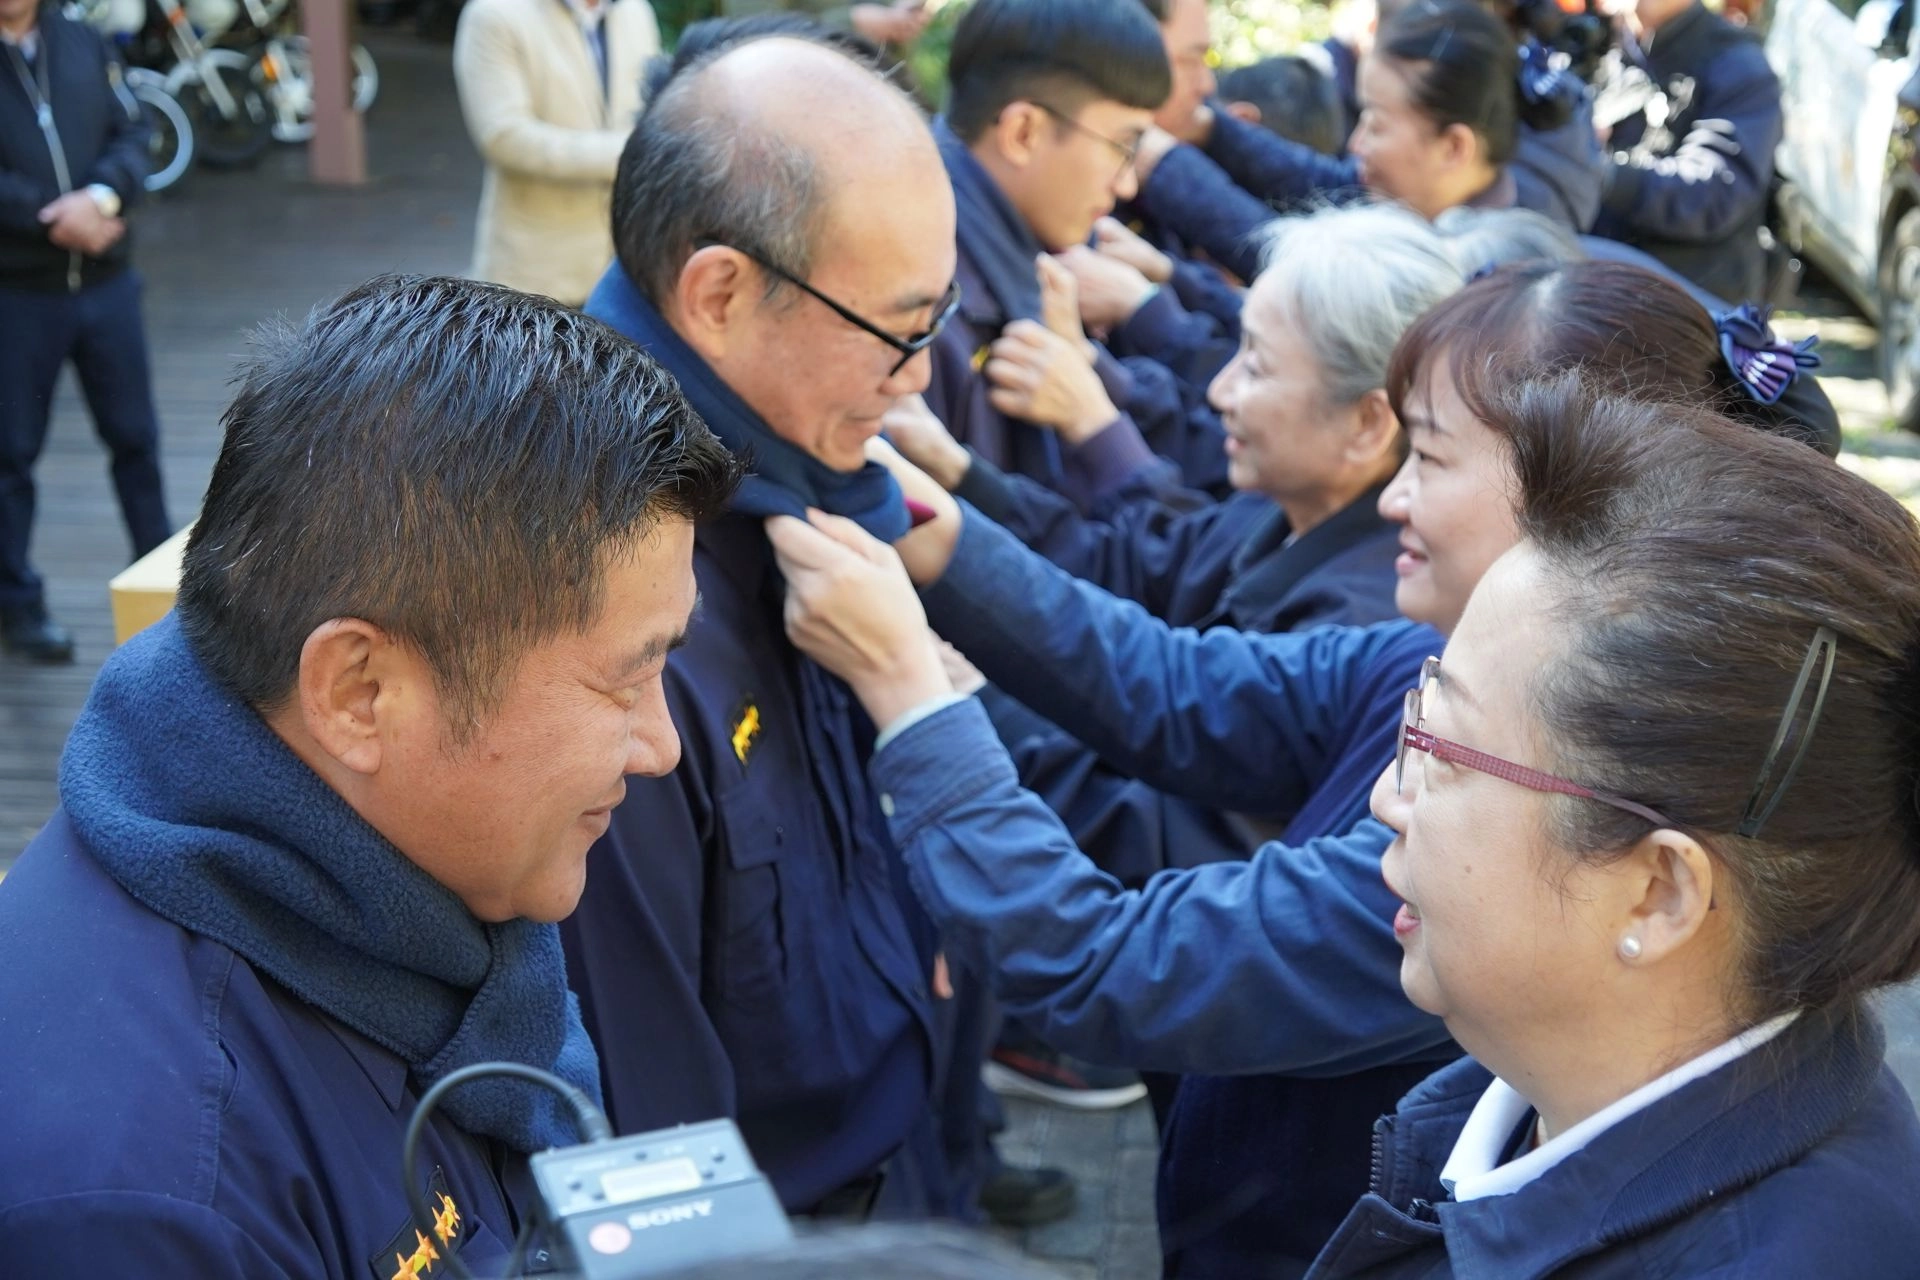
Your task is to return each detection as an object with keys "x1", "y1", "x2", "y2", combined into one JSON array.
[{"x1": 84, "y1": 183, "x2": 121, "y2": 218}]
